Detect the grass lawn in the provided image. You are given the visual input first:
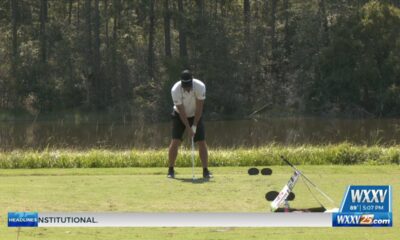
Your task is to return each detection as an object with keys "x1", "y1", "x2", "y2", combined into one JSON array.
[{"x1": 0, "y1": 166, "x2": 398, "y2": 240}]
